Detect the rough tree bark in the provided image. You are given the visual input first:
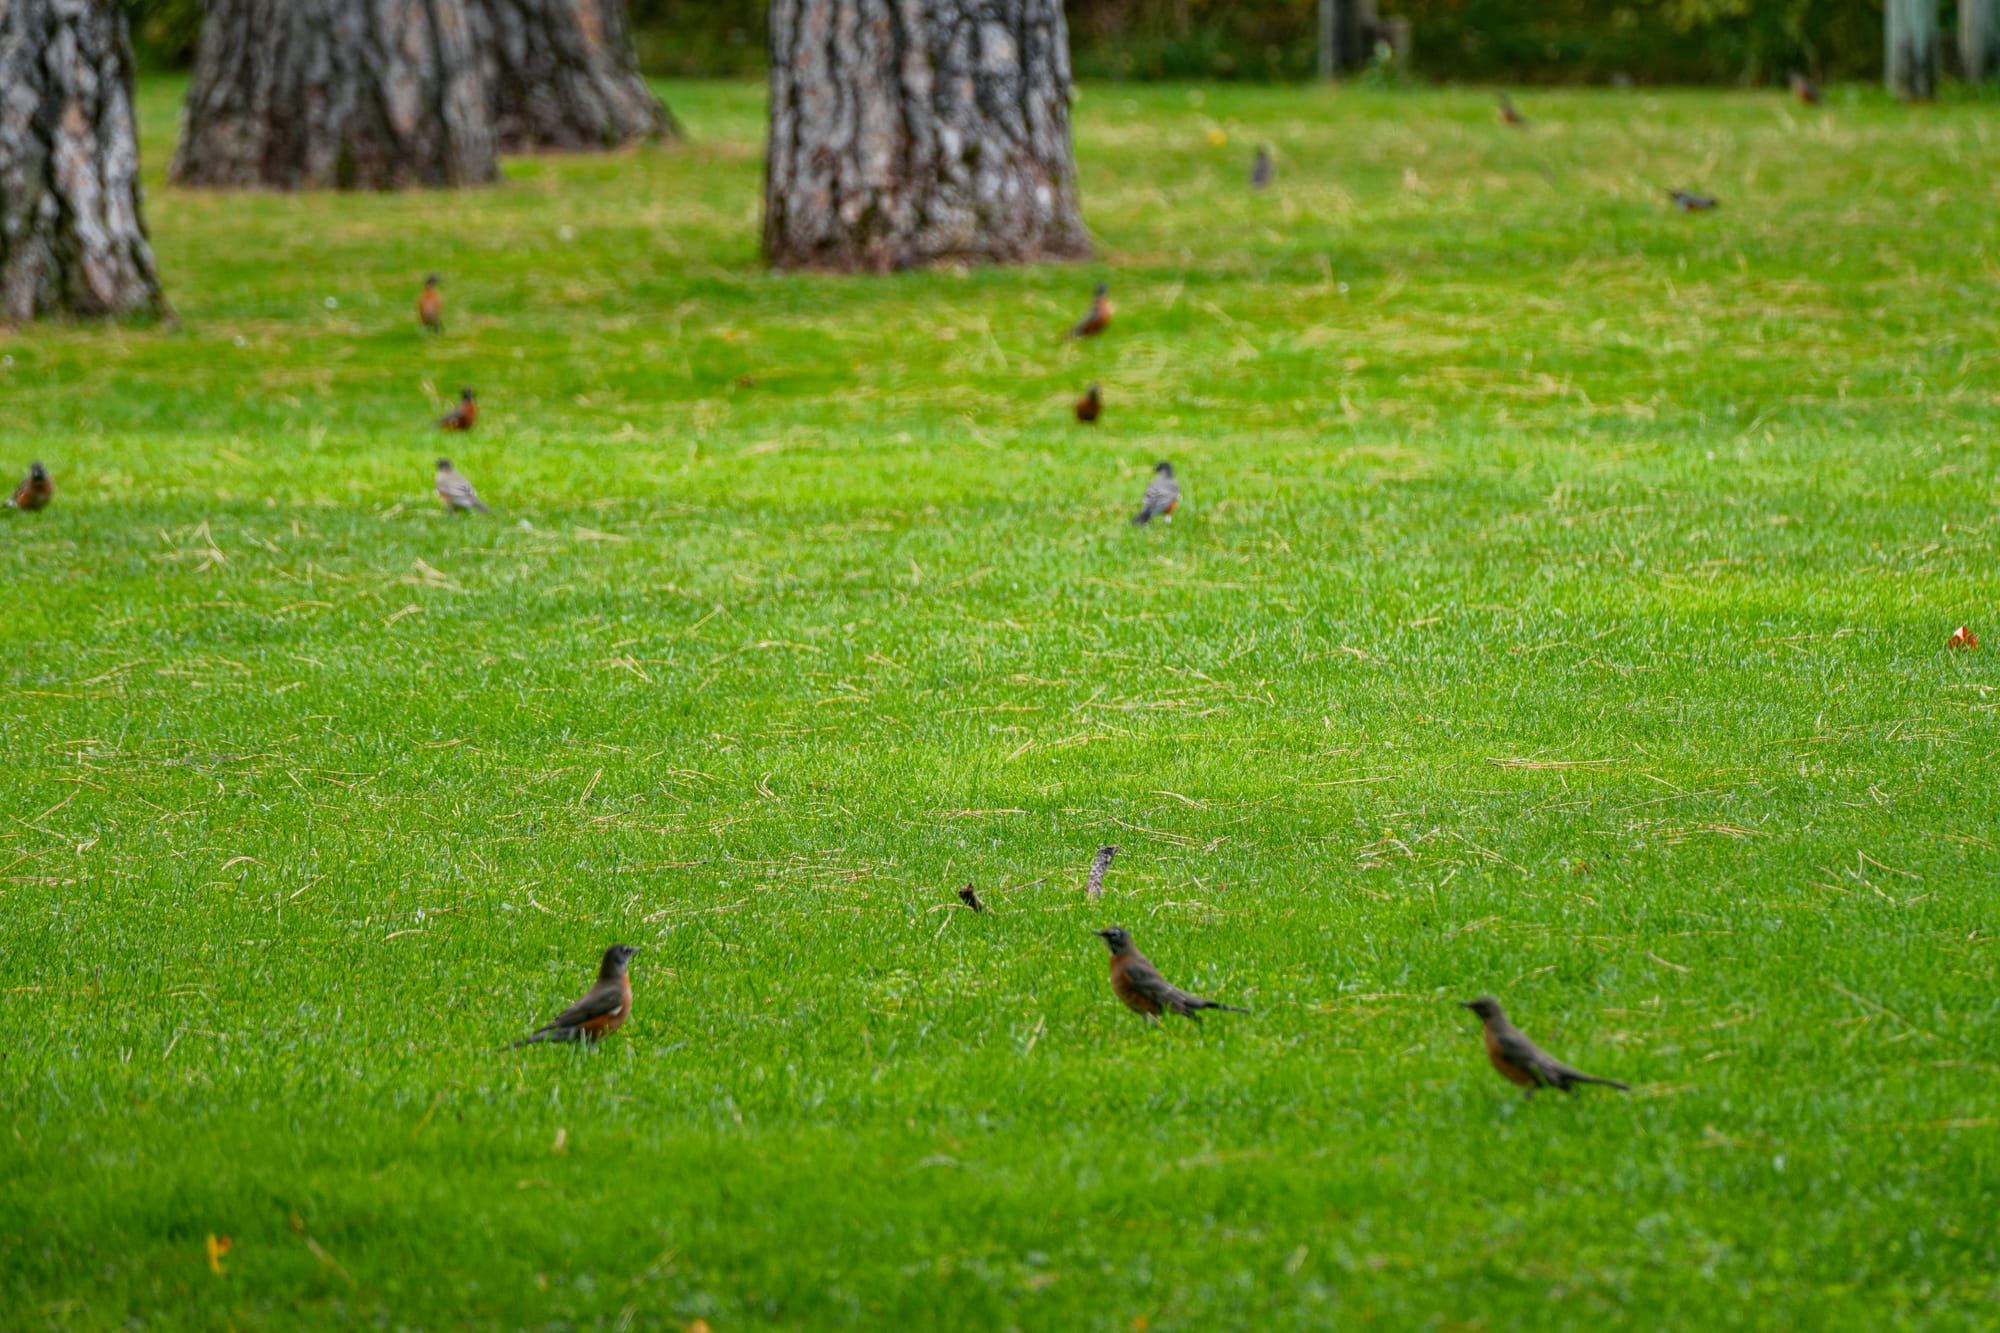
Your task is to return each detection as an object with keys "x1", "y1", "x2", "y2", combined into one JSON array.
[
  {"x1": 1885, "y1": 0, "x2": 1938, "y2": 100},
  {"x1": 171, "y1": 0, "x2": 497, "y2": 190},
  {"x1": 0, "y1": 0, "x2": 169, "y2": 321},
  {"x1": 1962, "y1": 0, "x2": 2000, "y2": 81},
  {"x1": 466, "y1": 0, "x2": 675, "y2": 151},
  {"x1": 763, "y1": 0, "x2": 1090, "y2": 272}
]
